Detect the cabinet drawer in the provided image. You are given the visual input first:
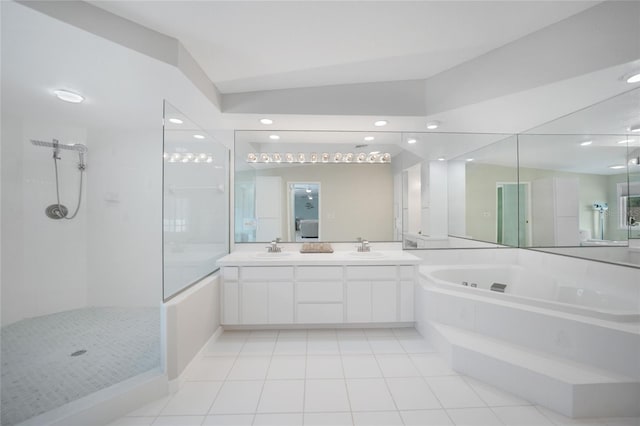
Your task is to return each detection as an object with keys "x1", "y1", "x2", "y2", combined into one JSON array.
[
  {"x1": 297, "y1": 282, "x2": 343, "y2": 302},
  {"x1": 223, "y1": 267, "x2": 238, "y2": 281},
  {"x1": 297, "y1": 266, "x2": 342, "y2": 280},
  {"x1": 346, "y1": 266, "x2": 396, "y2": 280},
  {"x1": 297, "y1": 303, "x2": 343, "y2": 323},
  {"x1": 242, "y1": 266, "x2": 294, "y2": 280}
]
